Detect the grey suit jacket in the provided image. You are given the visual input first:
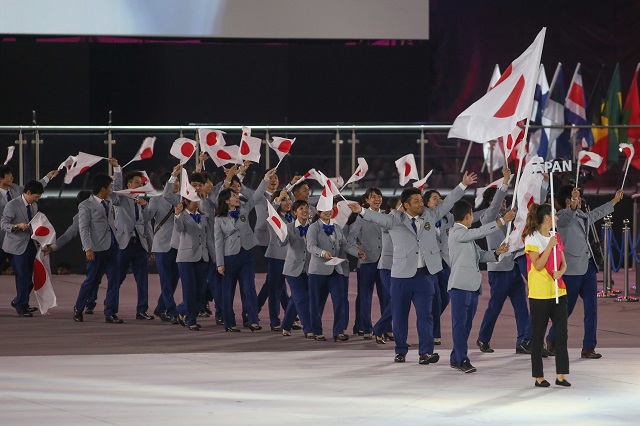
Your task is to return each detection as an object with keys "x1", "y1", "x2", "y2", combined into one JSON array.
[
  {"x1": 479, "y1": 185, "x2": 515, "y2": 272},
  {"x1": 111, "y1": 171, "x2": 152, "y2": 251},
  {"x1": 348, "y1": 213, "x2": 382, "y2": 265},
  {"x1": 214, "y1": 179, "x2": 268, "y2": 265},
  {"x1": 254, "y1": 190, "x2": 276, "y2": 247},
  {"x1": 307, "y1": 220, "x2": 359, "y2": 276},
  {"x1": 53, "y1": 213, "x2": 79, "y2": 250},
  {"x1": 557, "y1": 201, "x2": 614, "y2": 275},
  {"x1": 265, "y1": 213, "x2": 293, "y2": 260},
  {"x1": 0, "y1": 178, "x2": 49, "y2": 246},
  {"x1": 161, "y1": 178, "x2": 182, "y2": 250},
  {"x1": 147, "y1": 195, "x2": 175, "y2": 253},
  {"x1": 377, "y1": 226, "x2": 394, "y2": 270},
  {"x1": 174, "y1": 211, "x2": 215, "y2": 262},
  {"x1": 278, "y1": 221, "x2": 311, "y2": 277},
  {"x1": 361, "y1": 183, "x2": 466, "y2": 278},
  {"x1": 1, "y1": 197, "x2": 40, "y2": 255},
  {"x1": 448, "y1": 222, "x2": 500, "y2": 292},
  {"x1": 79, "y1": 196, "x2": 118, "y2": 252}
]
